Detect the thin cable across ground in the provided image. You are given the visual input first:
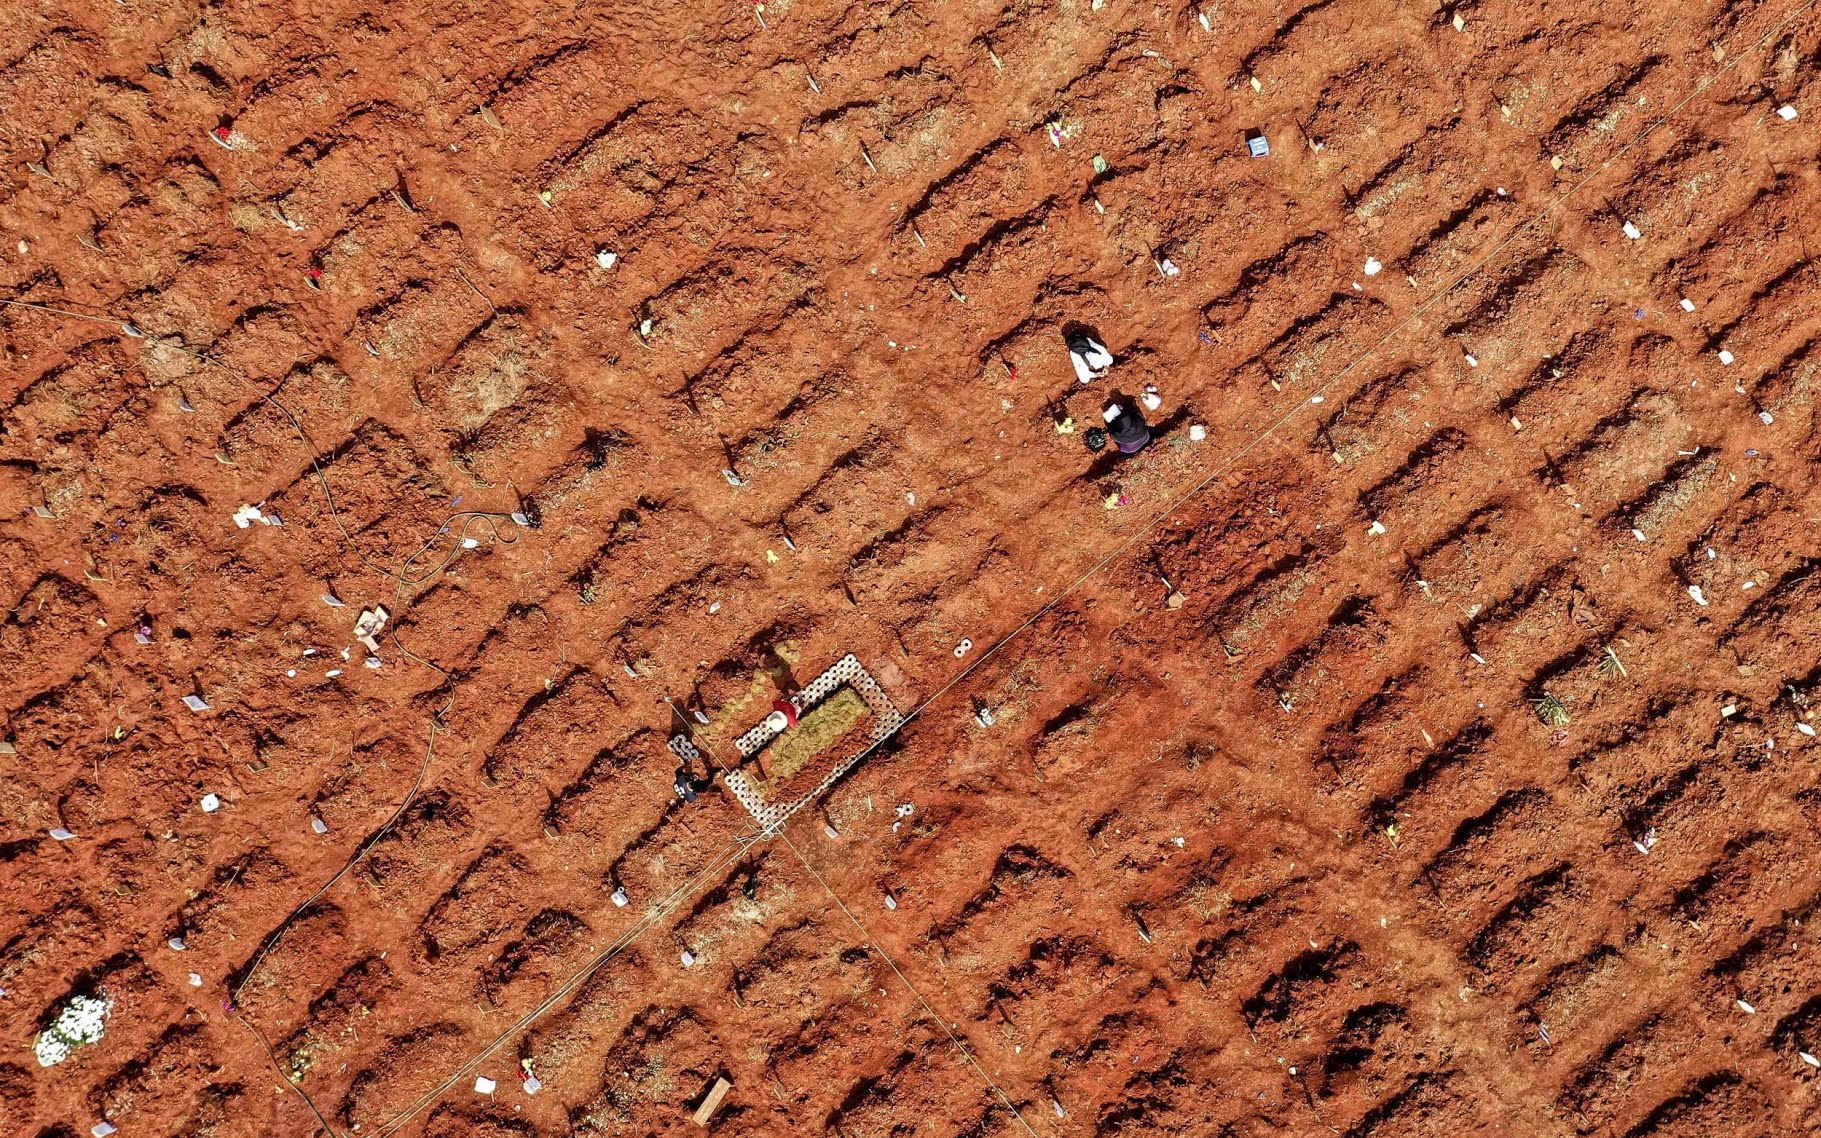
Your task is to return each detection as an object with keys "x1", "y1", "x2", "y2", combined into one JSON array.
[
  {"x1": 369, "y1": 830, "x2": 764, "y2": 1137},
  {"x1": 1, "y1": 8, "x2": 1804, "y2": 1131},
  {"x1": 2, "y1": 296, "x2": 530, "y2": 1135},
  {"x1": 673, "y1": 713, "x2": 1045, "y2": 1137},
  {"x1": 822, "y1": 0, "x2": 1818, "y2": 798},
  {"x1": 780, "y1": 829, "x2": 1046, "y2": 1138}
]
